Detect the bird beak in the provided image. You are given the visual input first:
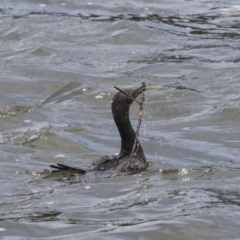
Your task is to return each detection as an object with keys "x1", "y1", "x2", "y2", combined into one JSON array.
[{"x1": 132, "y1": 83, "x2": 146, "y2": 99}]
